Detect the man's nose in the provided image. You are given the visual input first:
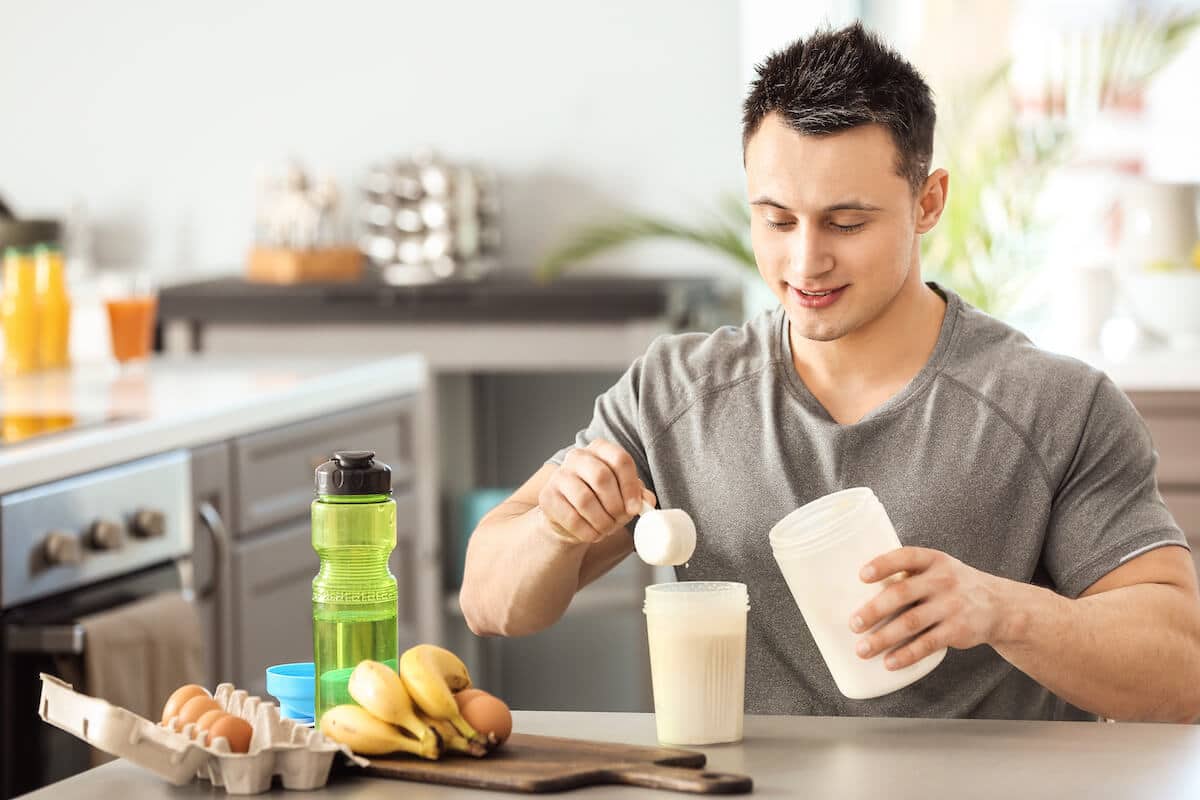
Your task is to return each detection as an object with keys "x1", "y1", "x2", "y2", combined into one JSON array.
[{"x1": 790, "y1": 220, "x2": 833, "y2": 278}]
